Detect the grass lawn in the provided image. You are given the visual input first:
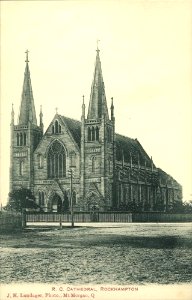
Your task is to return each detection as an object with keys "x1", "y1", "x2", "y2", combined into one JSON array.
[{"x1": 0, "y1": 223, "x2": 192, "y2": 284}]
